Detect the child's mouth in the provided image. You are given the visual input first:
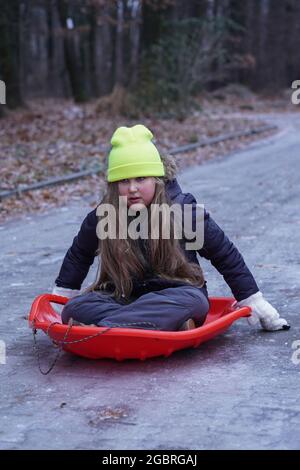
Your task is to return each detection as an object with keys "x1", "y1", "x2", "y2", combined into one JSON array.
[{"x1": 129, "y1": 197, "x2": 142, "y2": 203}]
